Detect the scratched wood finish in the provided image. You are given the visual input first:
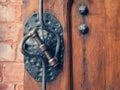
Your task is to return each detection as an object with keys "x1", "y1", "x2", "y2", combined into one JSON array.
[
  {"x1": 22, "y1": 0, "x2": 71, "y2": 90},
  {"x1": 72, "y1": 0, "x2": 120, "y2": 90}
]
